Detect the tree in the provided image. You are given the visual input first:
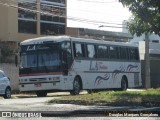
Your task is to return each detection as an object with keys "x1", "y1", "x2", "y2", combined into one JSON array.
[
  {"x1": 0, "y1": 44, "x2": 14, "y2": 63},
  {"x1": 119, "y1": 0, "x2": 158, "y2": 88},
  {"x1": 119, "y1": 0, "x2": 160, "y2": 36}
]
